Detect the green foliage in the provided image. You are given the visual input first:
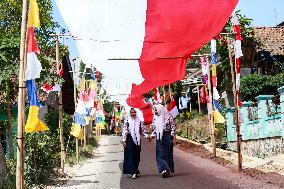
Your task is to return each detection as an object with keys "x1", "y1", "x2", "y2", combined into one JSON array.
[
  {"x1": 103, "y1": 101, "x2": 114, "y2": 113},
  {"x1": 23, "y1": 111, "x2": 74, "y2": 188},
  {"x1": 3, "y1": 159, "x2": 16, "y2": 189},
  {"x1": 240, "y1": 73, "x2": 284, "y2": 101},
  {"x1": 3, "y1": 111, "x2": 75, "y2": 188}
]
